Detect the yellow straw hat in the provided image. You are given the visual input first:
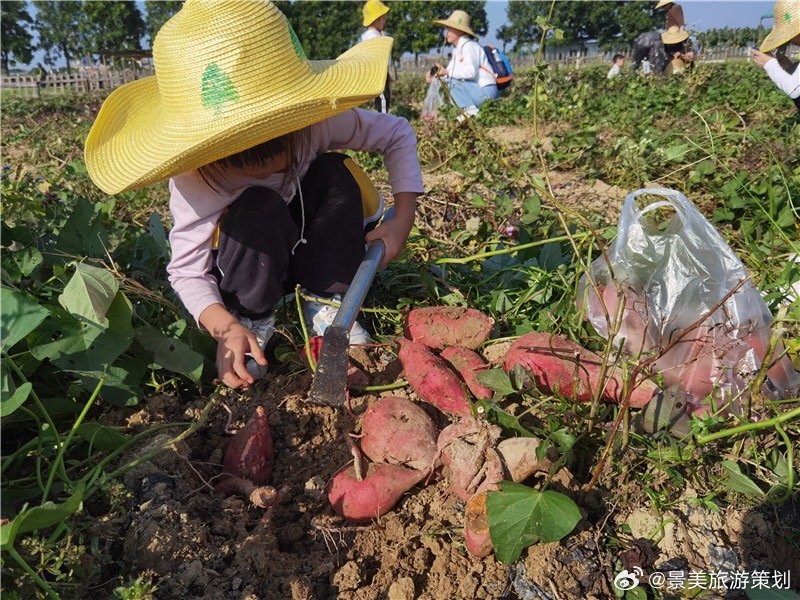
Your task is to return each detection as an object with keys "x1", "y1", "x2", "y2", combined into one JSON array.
[
  {"x1": 655, "y1": 0, "x2": 673, "y2": 9},
  {"x1": 433, "y1": 10, "x2": 477, "y2": 38},
  {"x1": 363, "y1": 0, "x2": 389, "y2": 27},
  {"x1": 85, "y1": 0, "x2": 393, "y2": 195},
  {"x1": 760, "y1": 0, "x2": 800, "y2": 52},
  {"x1": 661, "y1": 26, "x2": 689, "y2": 44}
]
